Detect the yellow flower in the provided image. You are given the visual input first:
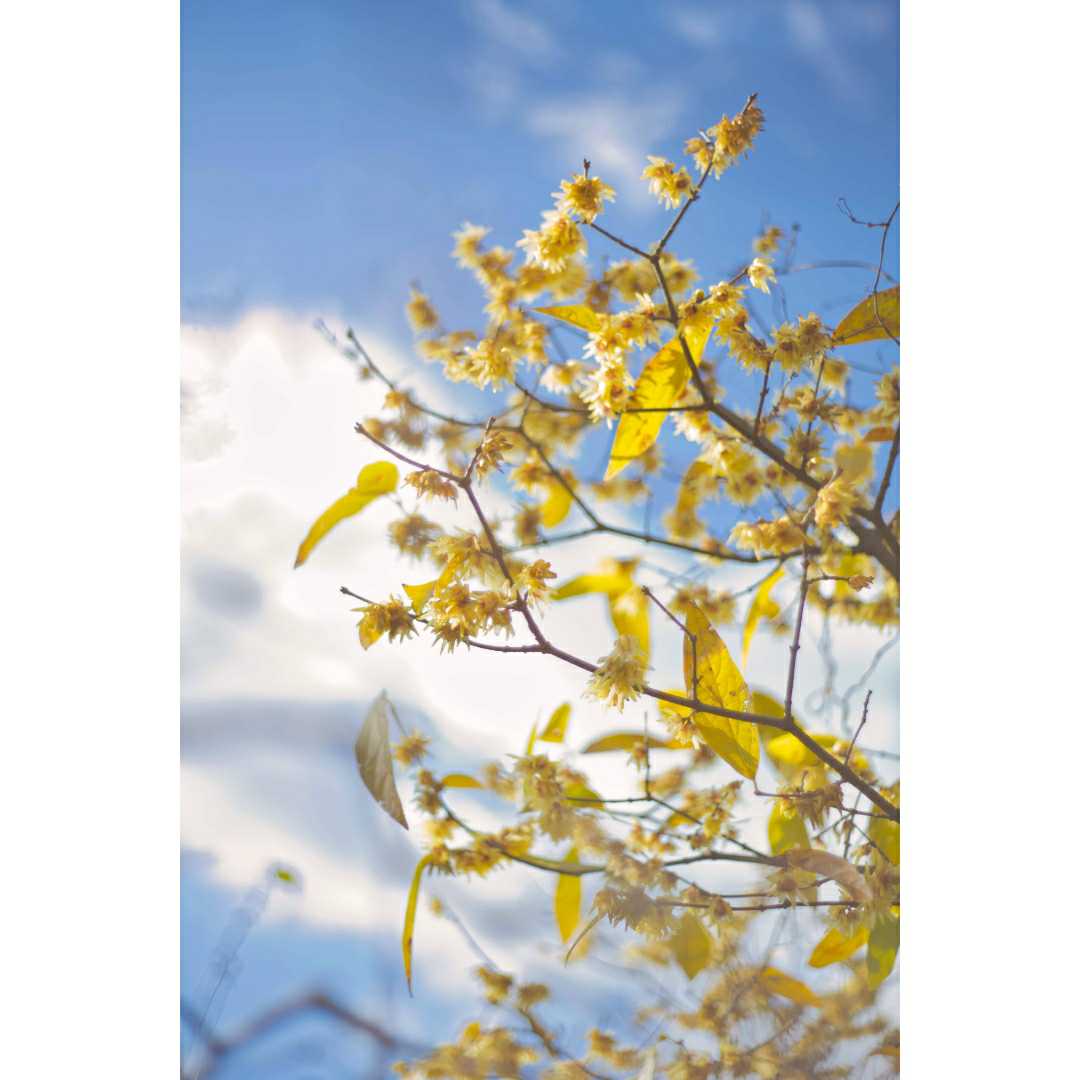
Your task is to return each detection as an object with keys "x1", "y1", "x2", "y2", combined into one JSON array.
[
  {"x1": 814, "y1": 474, "x2": 858, "y2": 530},
  {"x1": 517, "y1": 210, "x2": 585, "y2": 271},
  {"x1": 642, "y1": 156, "x2": 694, "y2": 209},
  {"x1": 405, "y1": 468, "x2": 459, "y2": 503},
  {"x1": 748, "y1": 257, "x2": 777, "y2": 293},
  {"x1": 586, "y1": 635, "x2": 649, "y2": 711},
  {"x1": 553, "y1": 173, "x2": 615, "y2": 223},
  {"x1": 404, "y1": 287, "x2": 439, "y2": 333}
]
